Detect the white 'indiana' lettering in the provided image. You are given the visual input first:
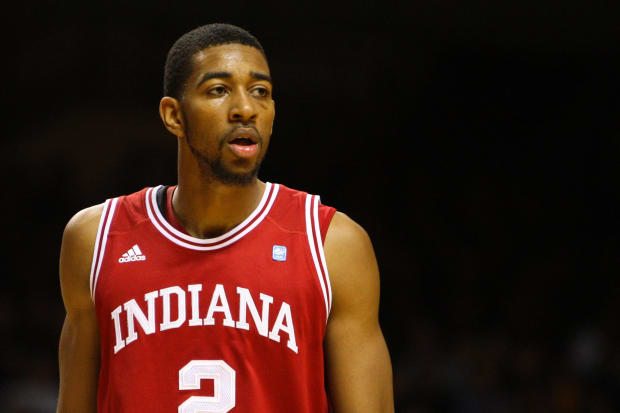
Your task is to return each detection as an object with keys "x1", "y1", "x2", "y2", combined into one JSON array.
[
  {"x1": 124, "y1": 290, "x2": 158, "y2": 345},
  {"x1": 160, "y1": 286, "x2": 186, "y2": 331},
  {"x1": 236, "y1": 287, "x2": 273, "y2": 337},
  {"x1": 110, "y1": 284, "x2": 299, "y2": 354}
]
